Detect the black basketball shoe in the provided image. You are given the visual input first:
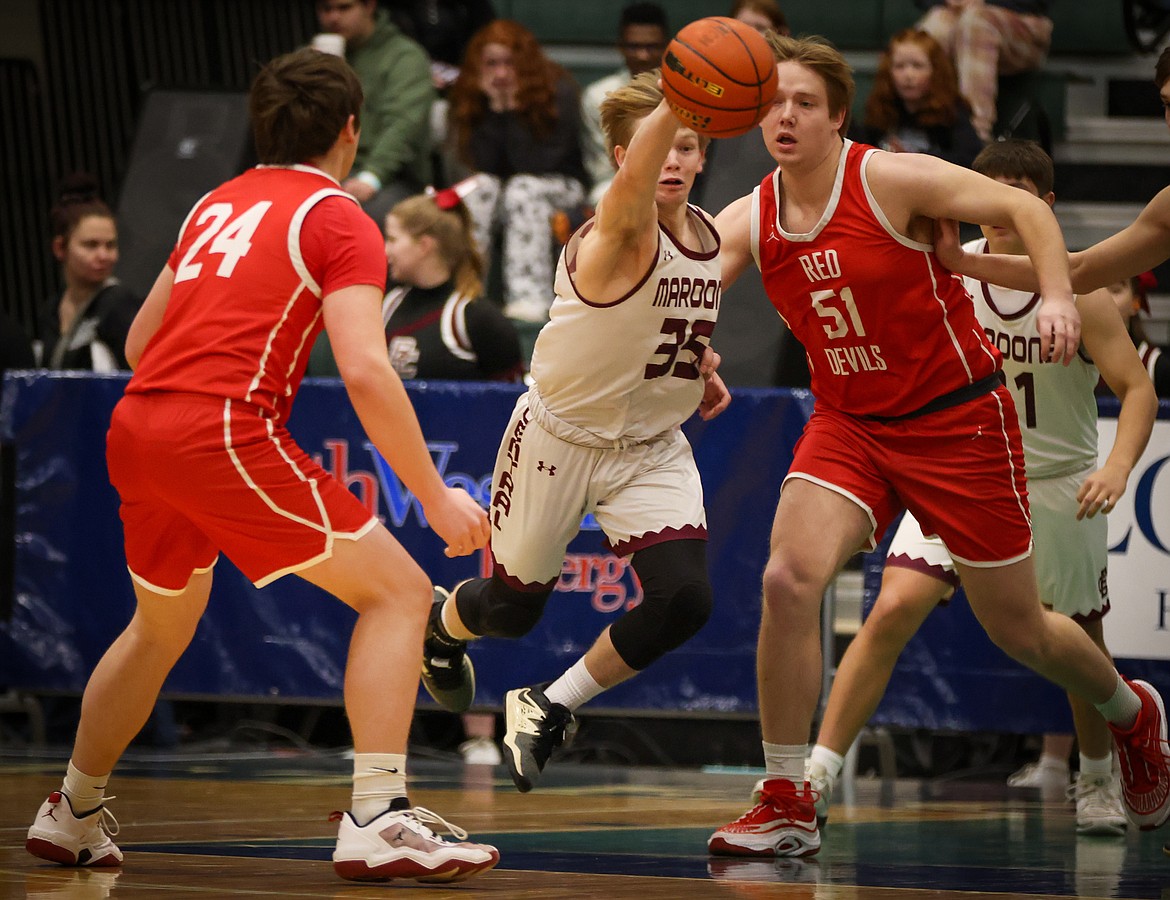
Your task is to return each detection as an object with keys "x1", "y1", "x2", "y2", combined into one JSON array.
[
  {"x1": 420, "y1": 586, "x2": 475, "y2": 713},
  {"x1": 502, "y1": 685, "x2": 577, "y2": 793}
]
